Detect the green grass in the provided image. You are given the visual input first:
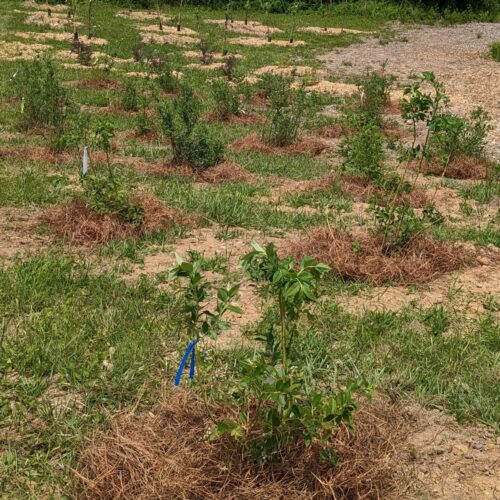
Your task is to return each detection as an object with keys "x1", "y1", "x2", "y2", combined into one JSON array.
[
  {"x1": 490, "y1": 41, "x2": 500, "y2": 61},
  {"x1": 0, "y1": 0, "x2": 499, "y2": 496}
]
